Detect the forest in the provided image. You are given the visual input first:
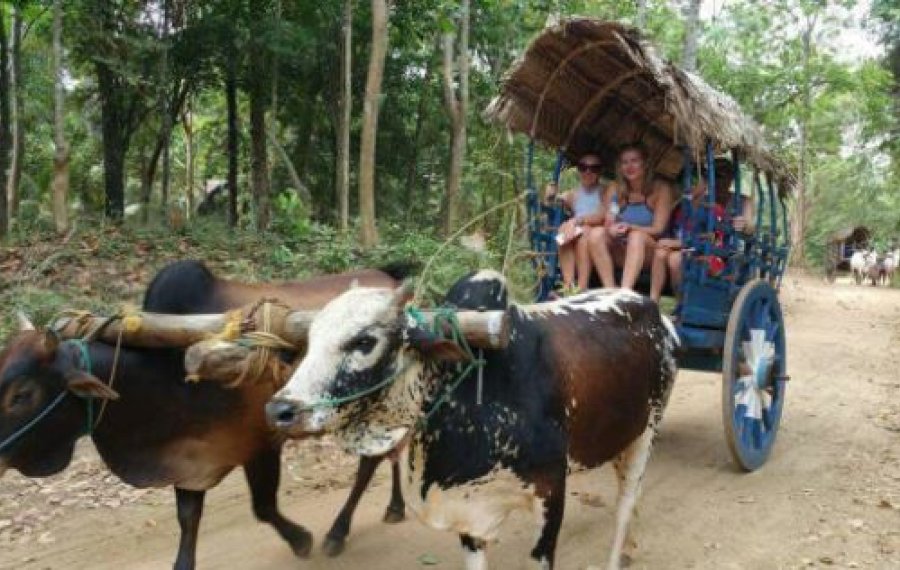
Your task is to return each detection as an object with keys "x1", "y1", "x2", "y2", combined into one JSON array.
[{"x1": 0, "y1": 0, "x2": 897, "y2": 277}]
